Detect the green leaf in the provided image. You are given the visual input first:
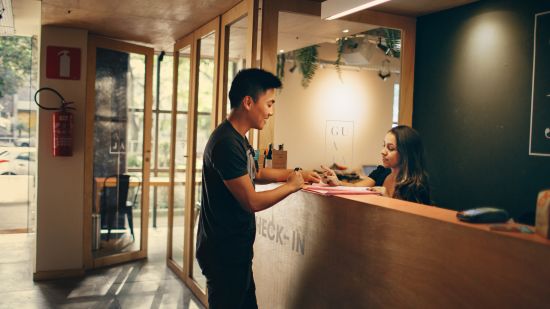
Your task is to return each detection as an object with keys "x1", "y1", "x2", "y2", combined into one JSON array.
[{"x1": 296, "y1": 45, "x2": 319, "y2": 88}]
